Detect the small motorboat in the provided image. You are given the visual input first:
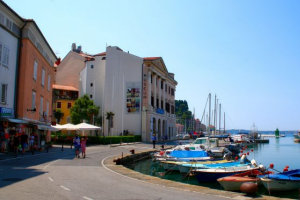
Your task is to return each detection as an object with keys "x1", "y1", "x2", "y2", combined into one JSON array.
[
  {"x1": 260, "y1": 169, "x2": 300, "y2": 191},
  {"x1": 192, "y1": 164, "x2": 259, "y2": 182},
  {"x1": 217, "y1": 169, "x2": 269, "y2": 191}
]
